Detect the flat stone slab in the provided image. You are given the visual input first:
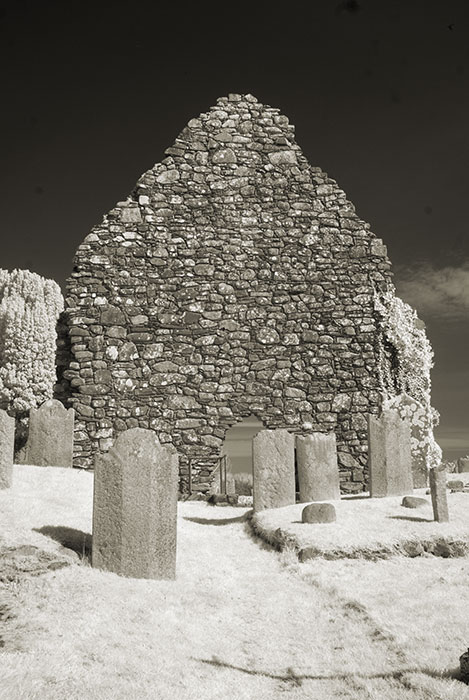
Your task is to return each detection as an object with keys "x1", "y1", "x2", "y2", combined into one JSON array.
[
  {"x1": 252, "y1": 429, "x2": 295, "y2": 512},
  {"x1": 368, "y1": 409, "x2": 413, "y2": 498},
  {"x1": 302, "y1": 503, "x2": 336, "y2": 524},
  {"x1": 25, "y1": 399, "x2": 75, "y2": 467},
  {"x1": 401, "y1": 496, "x2": 428, "y2": 509},
  {"x1": 430, "y1": 464, "x2": 449, "y2": 522},
  {"x1": 296, "y1": 433, "x2": 340, "y2": 502},
  {"x1": 0, "y1": 544, "x2": 76, "y2": 583}
]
